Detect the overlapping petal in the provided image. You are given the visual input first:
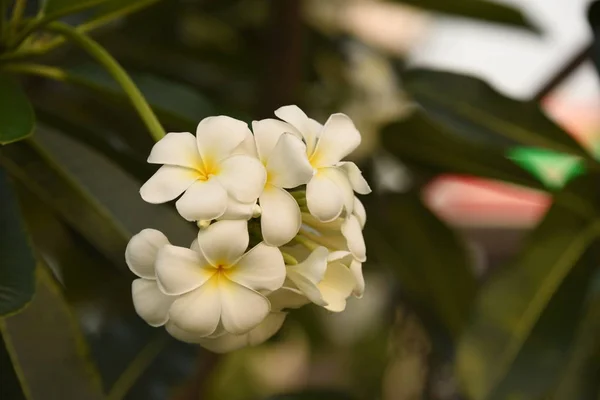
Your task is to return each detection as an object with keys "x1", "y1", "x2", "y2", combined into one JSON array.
[
  {"x1": 274, "y1": 105, "x2": 319, "y2": 153},
  {"x1": 266, "y1": 133, "x2": 313, "y2": 188},
  {"x1": 125, "y1": 229, "x2": 169, "y2": 279},
  {"x1": 175, "y1": 178, "x2": 228, "y2": 221},
  {"x1": 311, "y1": 113, "x2": 361, "y2": 167},
  {"x1": 132, "y1": 279, "x2": 175, "y2": 327},
  {"x1": 341, "y1": 215, "x2": 367, "y2": 262},
  {"x1": 219, "y1": 278, "x2": 270, "y2": 335},
  {"x1": 252, "y1": 119, "x2": 301, "y2": 162},
  {"x1": 338, "y1": 161, "x2": 372, "y2": 194},
  {"x1": 226, "y1": 242, "x2": 285, "y2": 291},
  {"x1": 197, "y1": 220, "x2": 249, "y2": 266},
  {"x1": 318, "y1": 262, "x2": 355, "y2": 312},
  {"x1": 217, "y1": 155, "x2": 266, "y2": 203},
  {"x1": 306, "y1": 170, "x2": 344, "y2": 222},
  {"x1": 195, "y1": 116, "x2": 251, "y2": 162},
  {"x1": 168, "y1": 277, "x2": 221, "y2": 336},
  {"x1": 147, "y1": 132, "x2": 202, "y2": 169},
  {"x1": 286, "y1": 247, "x2": 329, "y2": 306},
  {"x1": 140, "y1": 165, "x2": 199, "y2": 204},
  {"x1": 155, "y1": 245, "x2": 214, "y2": 295},
  {"x1": 260, "y1": 185, "x2": 302, "y2": 247}
]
